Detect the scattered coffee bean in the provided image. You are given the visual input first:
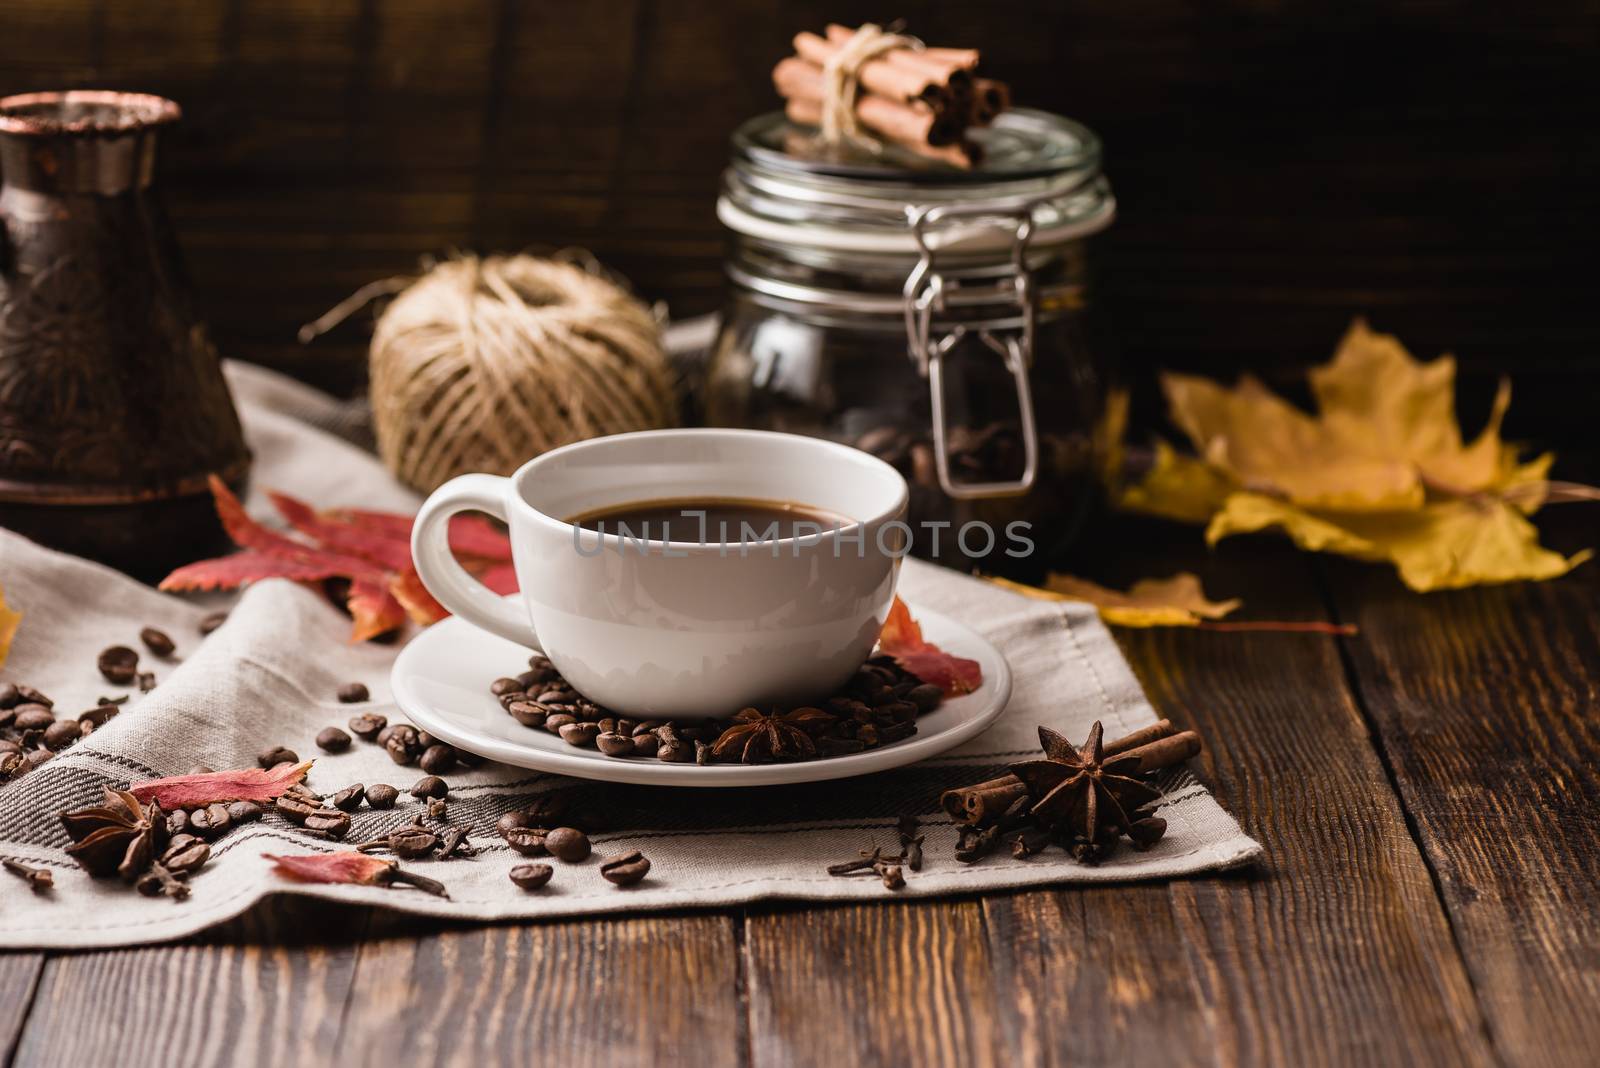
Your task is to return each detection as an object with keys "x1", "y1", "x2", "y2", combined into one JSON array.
[
  {"x1": 543, "y1": 713, "x2": 577, "y2": 733},
  {"x1": 24, "y1": 749, "x2": 52, "y2": 770},
  {"x1": 348, "y1": 712, "x2": 387, "y2": 740},
  {"x1": 365, "y1": 783, "x2": 399, "y2": 809},
  {"x1": 15, "y1": 706, "x2": 55, "y2": 732},
  {"x1": 497, "y1": 811, "x2": 531, "y2": 837},
  {"x1": 509, "y1": 863, "x2": 553, "y2": 890},
  {"x1": 304, "y1": 809, "x2": 352, "y2": 837},
  {"x1": 189, "y1": 803, "x2": 233, "y2": 838},
  {"x1": 0, "y1": 683, "x2": 17, "y2": 709},
  {"x1": 41, "y1": 719, "x2": 82, "y2": 750},
  {"x1": 544, "y1": 826, "x2": 590, "y2": 862},
  {"x1": 331, "y1": 784, "x2": 366, "y2": 812},
  {"x1": 167, "y1": 809, "x2": 191, "y2": 836},
  {"x1": 506, "y1": 700, "x2": 547, "y2": 728},
  {"x1": 337, "y1": 682, "x2": 370, "y2": 704},
  {"x1": 418, "y1": 744, "x2": 457, "y2": 774},
  {"x1": 410, "y1": 775, "x2": 448, "y2": 800},
  {"x1": 161, "y1": 837, "x2": 211, "y2": 875},
  {"x1": 489, "y1": 677, "x2": 522, "y2": 697},
  {"x1": 227, "y1": 800, "x2": 264, "y2": 823},
  {"x1": 596, "y1": 731, "x2": 634, "y2": 757},
  {"x1": 387, "y1": 824, "x2": 438, "y2": 859},
  {"x1": 139, "y1": 626, "x2": 176, "y2": 657},
  {"x1": 198, "y1": 611, "x2": 228, "y2": 636},
  {"x1": 258, "y1": 745, "x2": 298, "y2": 768},
  {"x1": 503, "y1": 826, "x2": 548, "y2": 856},
  {"x1": 97, "y1": 645, "x2": 140, "y2": 684},
  {"x1": 599, "y1": 851, "x2": 651, "y2": 887},
  {"x1": 384, "y1": 724, "x2": 421, "y2": 765},
  {"x1": 316, "y1": 726, "x2": 352, "y2": 753}
]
